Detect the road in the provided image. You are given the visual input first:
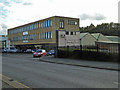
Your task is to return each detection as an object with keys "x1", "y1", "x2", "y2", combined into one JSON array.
[{"x1": 2, "y1": 53, "x2": 119, "y2": 88}]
